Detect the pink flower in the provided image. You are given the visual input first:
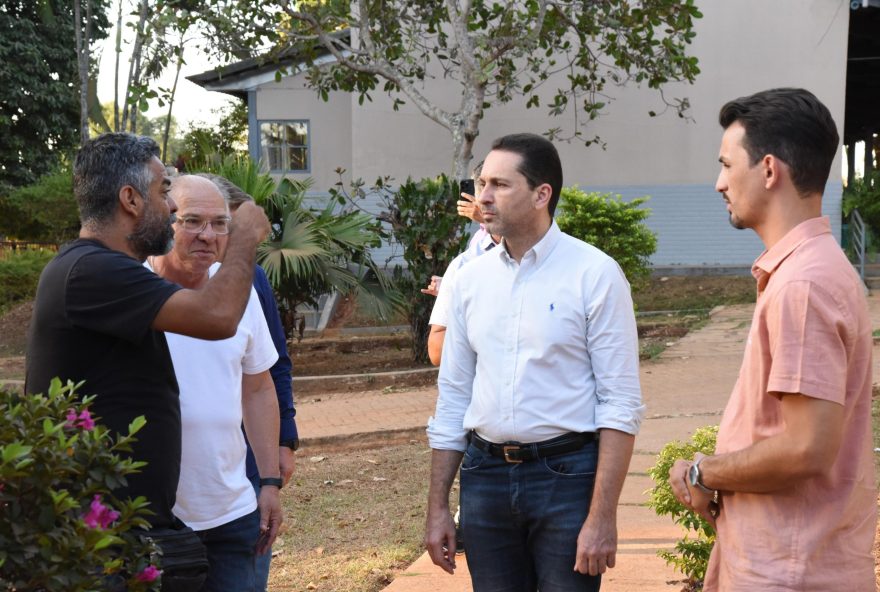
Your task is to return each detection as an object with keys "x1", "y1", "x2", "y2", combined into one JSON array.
[
  {"x1": 135, "y1": 565, "x2": 161, "y2": 582},
  {"x1": 83, "y1": 494, "x2": 120, "y2": 529},
  {"x1": 76, "y1": 409, "x2": 95, "y2": 431},
  {"x1": 65, "y1": 408, "x2": 95, "y2": 431}
]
